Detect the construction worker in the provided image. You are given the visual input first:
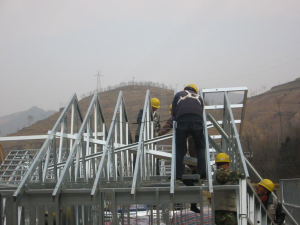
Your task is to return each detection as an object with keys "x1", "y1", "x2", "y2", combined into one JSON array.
[
  {"x1": 159, "y1": 104, "x2": 197, "y2": 173},
  {"x1": 133, "y1": 98, "x2": 161, "y2": 171},
  {"x1": 159, "y1": 104, "x2": 200, "y2": 213},
  {"x1": 157, "y1": 104, "x2": 173, "y2": 136},
  {"x1": 135, "y1": 97, "x2": 160, "y2": 142},
  {"x1": 171, "y1": 83, "x2": 206, "y2": 180},
  {"x1": 256, "y1": 179, "x2": 285, "y2": 224},
  {"x1": 213, "y1": 153, "x2": 245, "y2": 225}
]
